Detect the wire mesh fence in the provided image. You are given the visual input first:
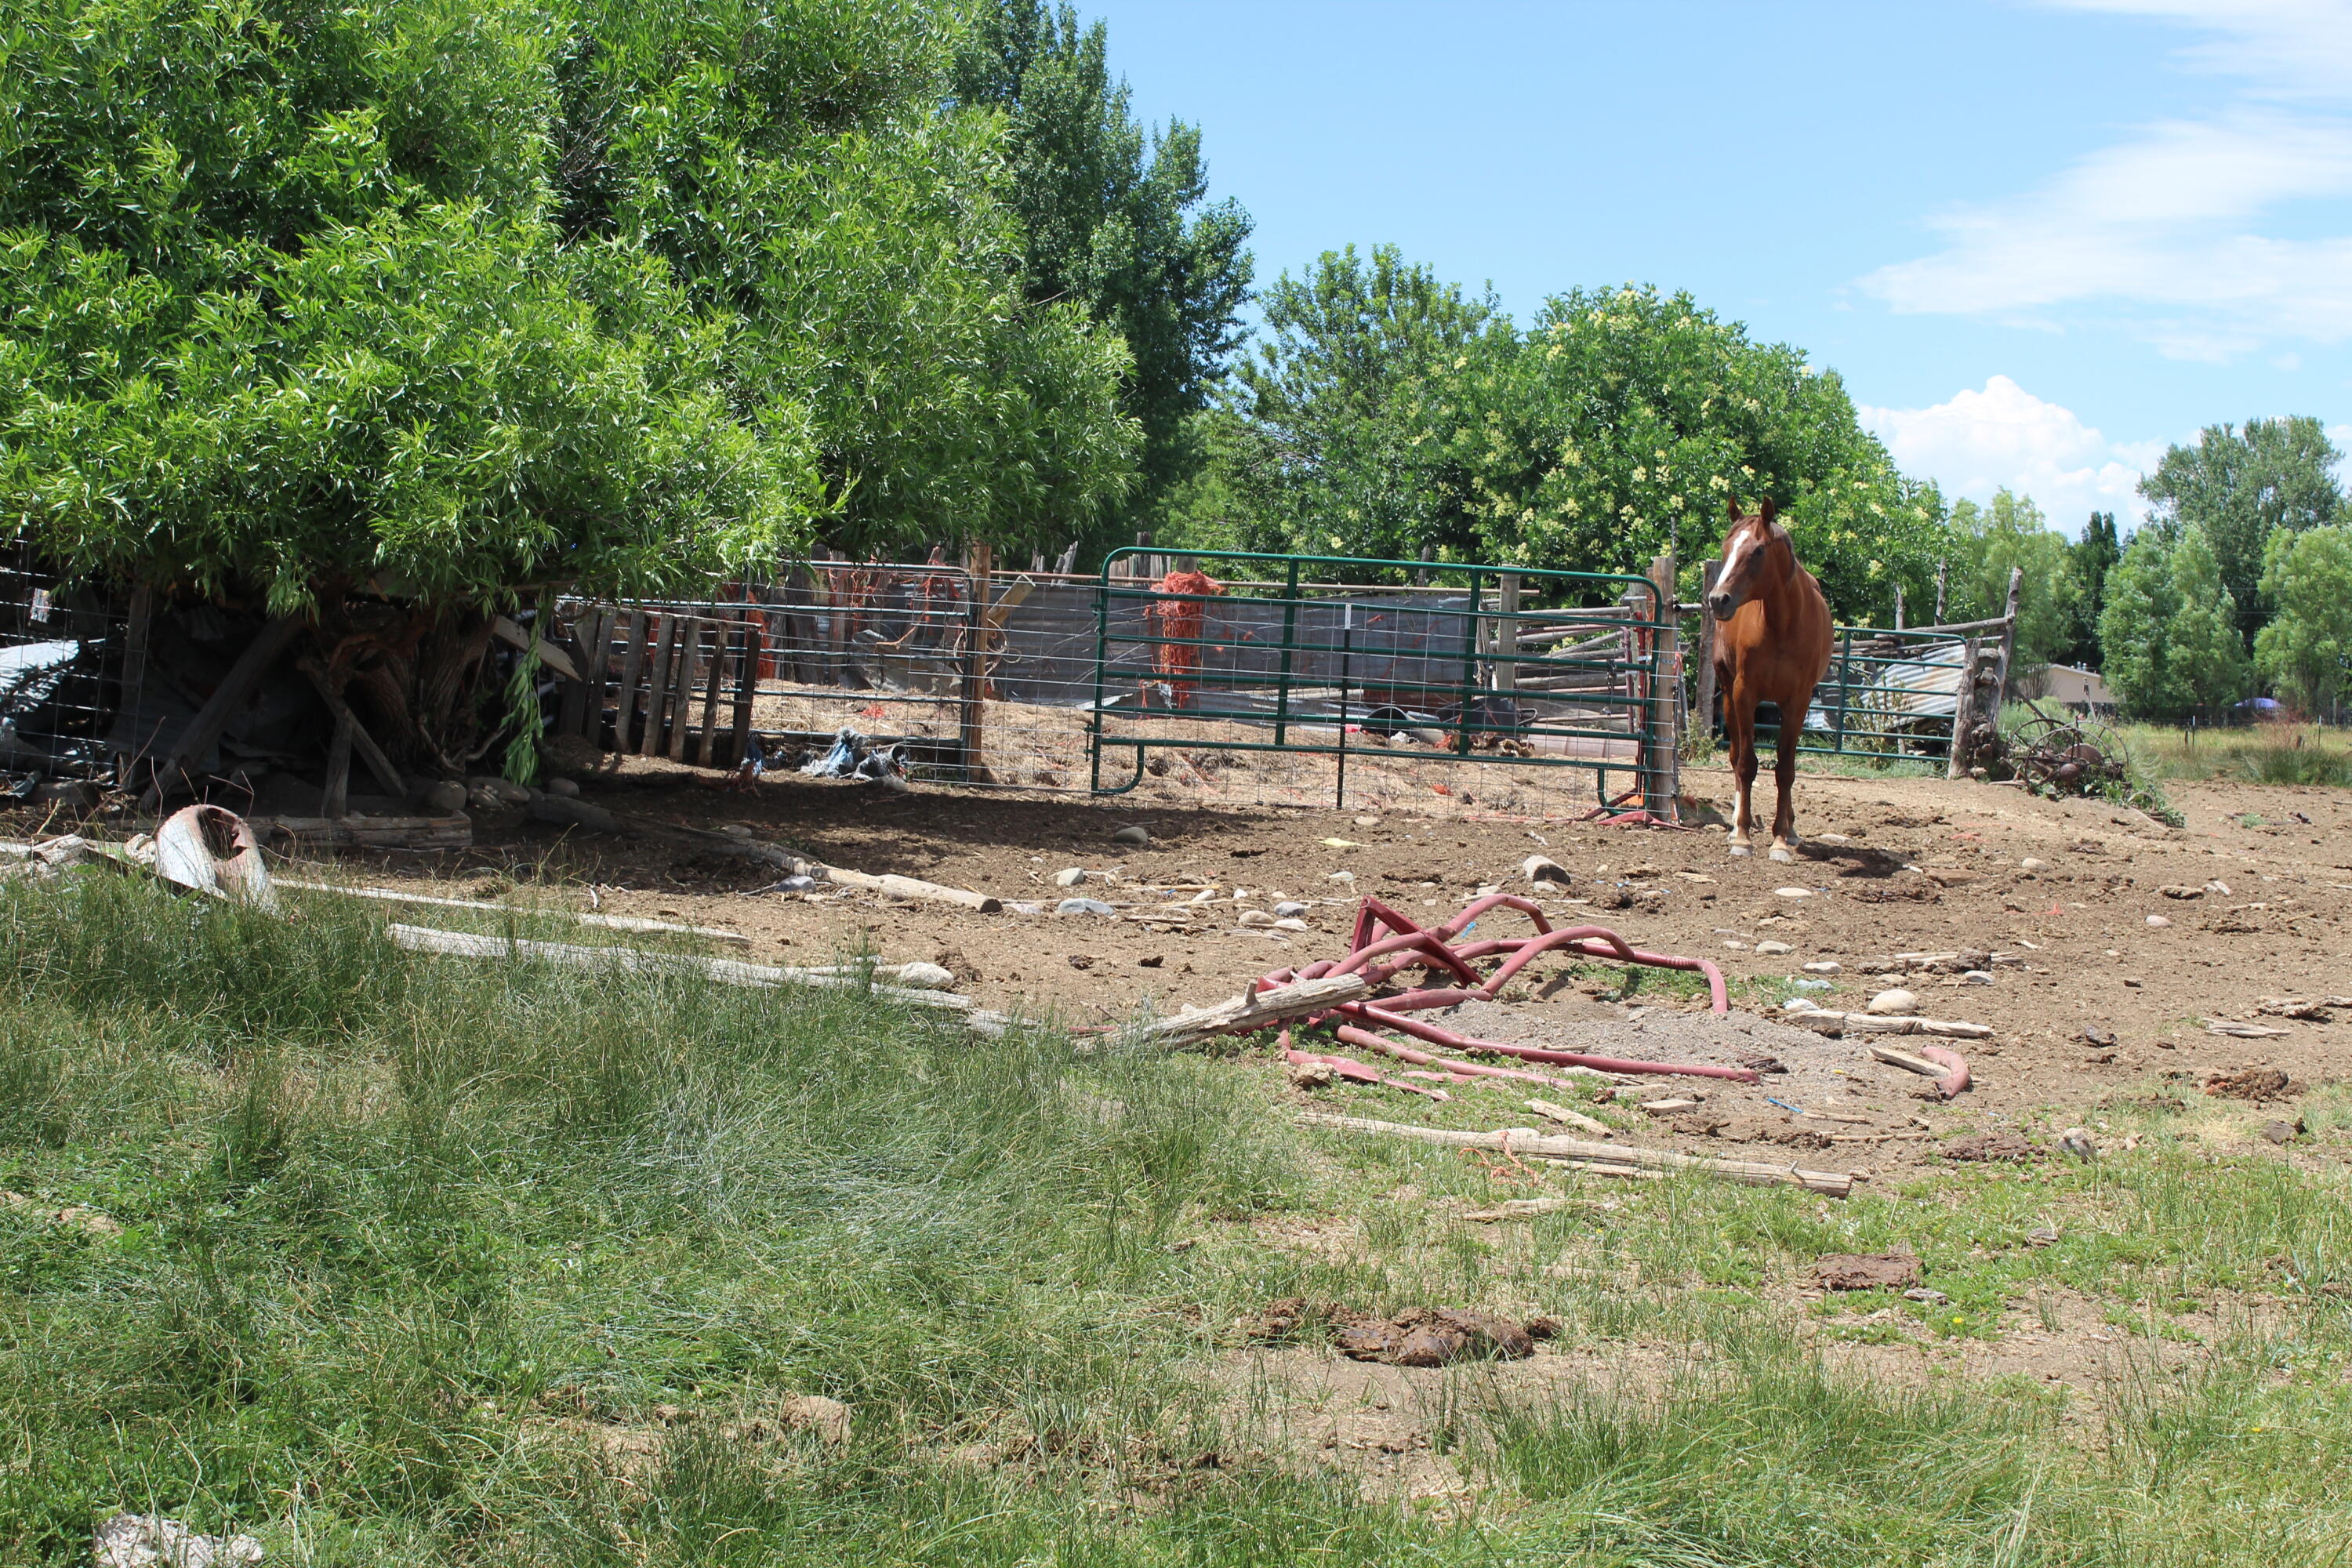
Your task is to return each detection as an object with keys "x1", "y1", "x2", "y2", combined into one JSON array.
[{"x1": 552, "y1": 549, "x2": 1685, "y2": 818}]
